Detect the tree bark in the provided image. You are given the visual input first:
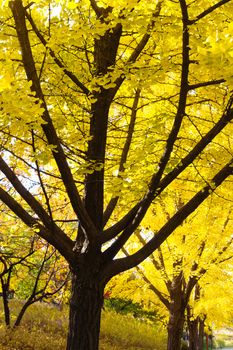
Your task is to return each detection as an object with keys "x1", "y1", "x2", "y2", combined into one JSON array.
[
  {"x1": 198, "y1": 319, "x2": 204, "y2": 350},
  {"x1": 66, "y1": 269, "x2": 105, "y2": 350},
  {"x1": 167, "y1": 310, "x2": 185, "y2": 350},
  {"x1": 167, "y1": 271, "x2": 185, "y2": 350},
  {"x1": 0, "y1": 277, "x2": 10, "y2": 326},
  {"x1": 14, "y1": 299, "x2": 33, "y2": 327},
  {"x1": 205, "y1": 333, "x2": 209, "y2": 350},
  {"x1": 188, "y1": 316, "x2": 206, "y2": 350},
  {"x1": 188, "y1": 318, "x2": 198, "y2": 350},
  {"x1": 188, "y1": 316, "x2": 205, "y2": 350}
]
